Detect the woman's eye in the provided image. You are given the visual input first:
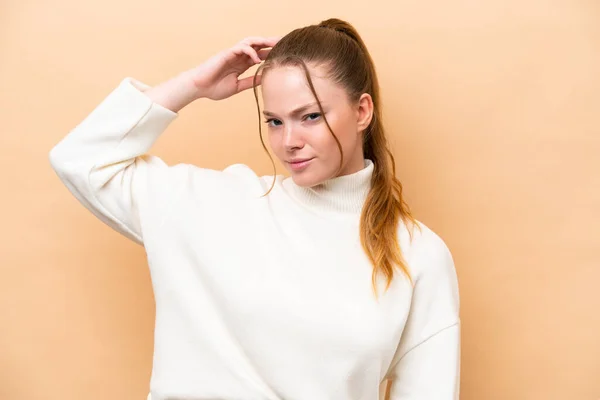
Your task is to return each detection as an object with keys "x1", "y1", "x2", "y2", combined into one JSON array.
[
  {"x1": 306, "y1": 113, "x2": 321, "y2": 121},
  {"x1": 263, "y1": 118, "x2": 282, "y2": 127}
]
